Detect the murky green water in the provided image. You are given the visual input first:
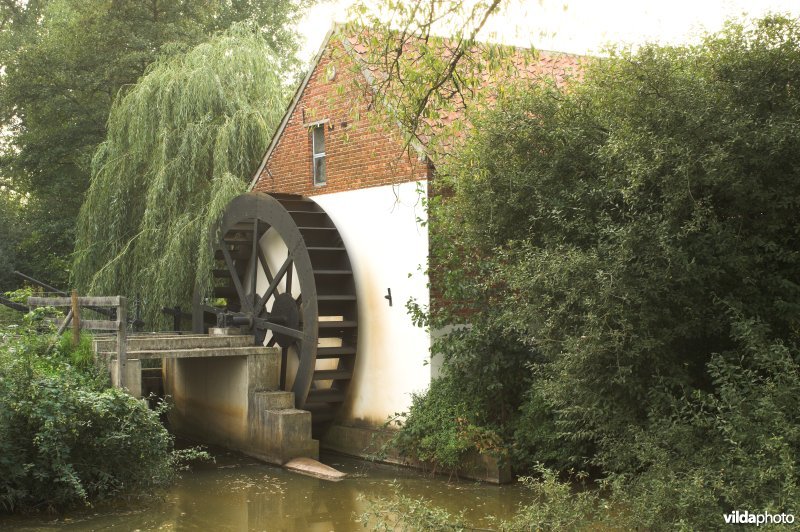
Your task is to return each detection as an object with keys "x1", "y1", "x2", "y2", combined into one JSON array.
[{"x1": 0, "y1": 450, "x2": 530, "y2": 531}]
